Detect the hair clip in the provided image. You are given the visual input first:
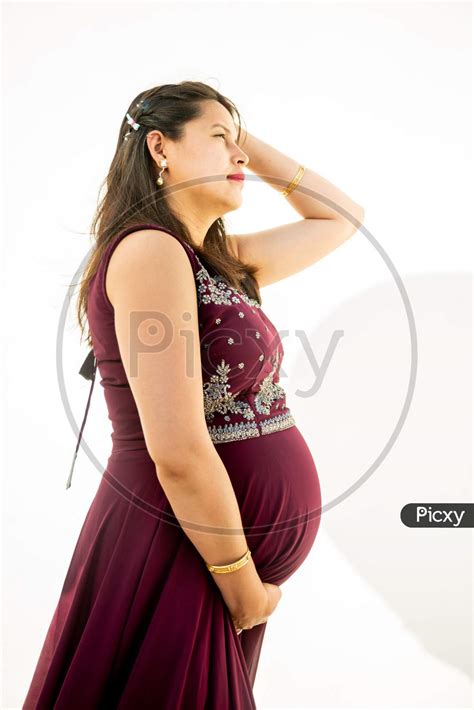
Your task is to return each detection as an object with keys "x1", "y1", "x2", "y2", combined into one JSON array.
[
  {"x1": 125, "y1": 112, "x2": 141, "y2": 131},
  {"x1": 123, "y1": 99, "x2": 151, "y2": 141}
]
